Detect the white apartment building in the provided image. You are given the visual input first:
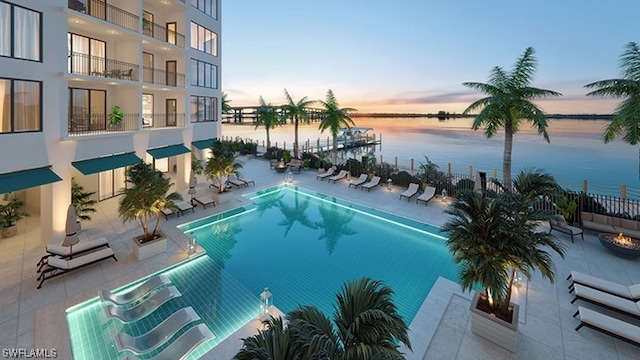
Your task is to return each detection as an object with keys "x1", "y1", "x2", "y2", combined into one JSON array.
[{"x1": 0, "y1": 0, "x2": 221, "y2": 242}]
